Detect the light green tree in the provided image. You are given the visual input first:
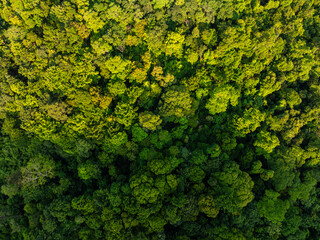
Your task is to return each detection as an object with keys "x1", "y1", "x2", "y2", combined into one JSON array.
[
  {"x1": 159, "y1": 88, "x2": 193, "y2": 118},
  {"x1": 206, "y1": 85, "x2": 240, "y2": 115},
  {"x1": 254, "y1": 130, "x2": 280, "y2": 154},
  {"x1": 233, "y1": 108, "x2": 266, "y2": 136},
  {"x1": 21, "y1": 155, "x2": 56, "y2": 188},
  {"x1": 139, "y1": 112, "x2": 162, "y2": 131}
]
